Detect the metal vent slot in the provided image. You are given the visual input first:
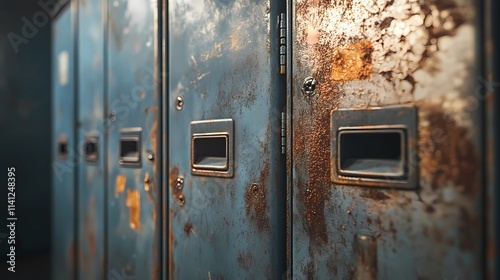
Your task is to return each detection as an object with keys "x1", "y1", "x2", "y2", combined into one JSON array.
[
  {"x1": 338, "y1": 129, "x2": 406, "y2": 178},
  {"x1": 192, "y1": 135, "x2": 229, "y2": 171}
]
